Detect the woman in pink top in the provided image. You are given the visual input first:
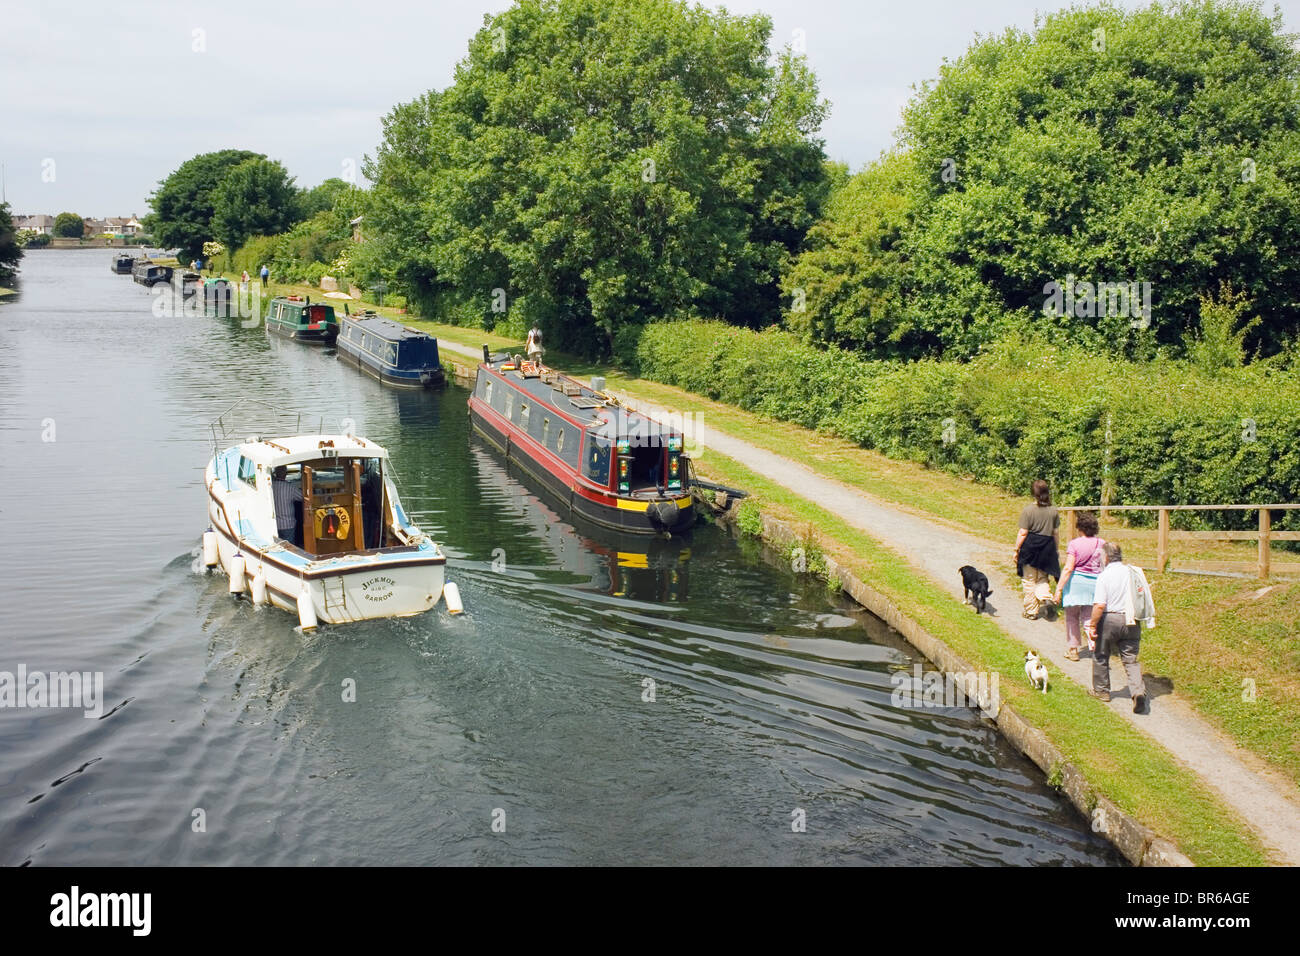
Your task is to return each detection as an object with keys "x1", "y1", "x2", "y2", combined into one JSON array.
[{"x1": 1054, "y1": 511, "x2": 1105, "y2": 661}]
